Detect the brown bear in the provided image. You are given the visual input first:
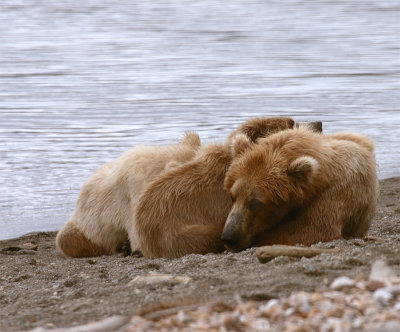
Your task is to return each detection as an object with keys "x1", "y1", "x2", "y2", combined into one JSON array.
[
  {"x1": 56, "y1": 132, "x2": 201, "y2": 258},
  {"x1": 135, "y1": 117, "x2": 322, "y2": 258},
  {"x1": 221, "y1": 127, "x2": 378, "y2": 252}
]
